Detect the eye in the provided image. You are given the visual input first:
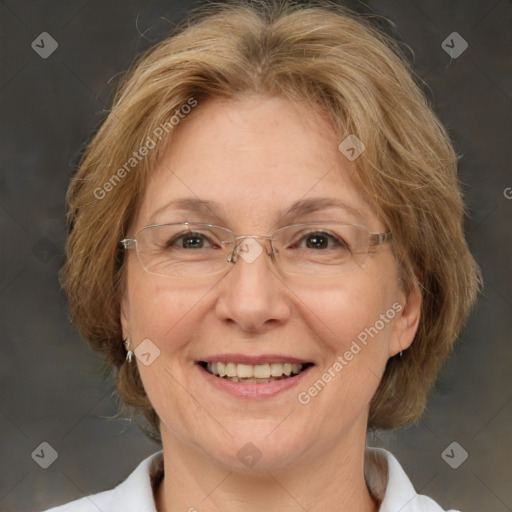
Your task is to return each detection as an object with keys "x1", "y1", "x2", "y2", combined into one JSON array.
[
  {"x1": 166, "y1": 231, "x2": 217, "y2": 249},
  {"x1": 296, "y1": 231, "x2": 349, "y2": 250}
]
